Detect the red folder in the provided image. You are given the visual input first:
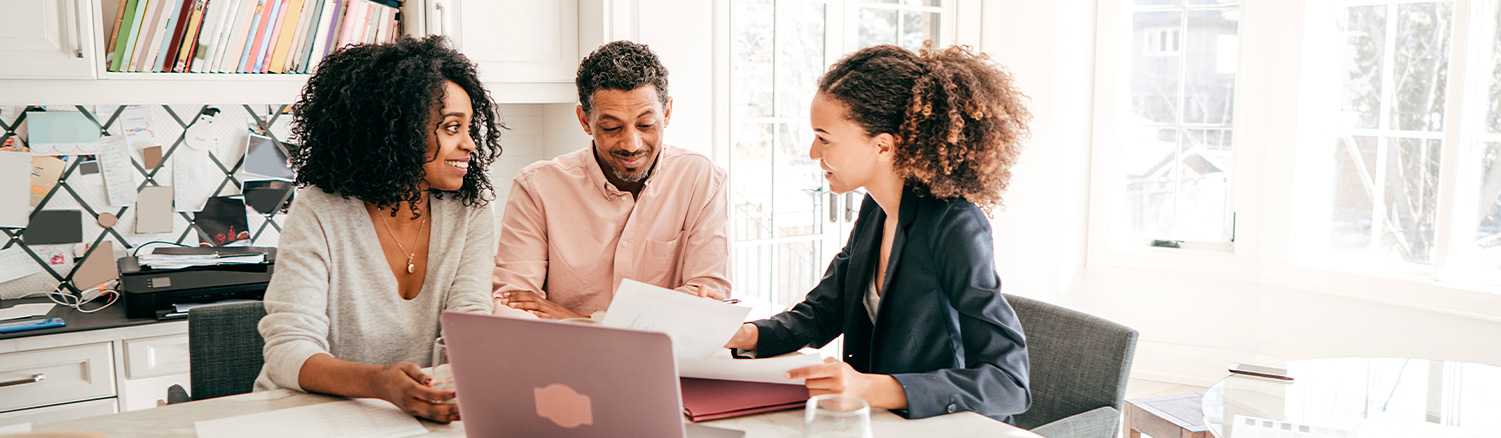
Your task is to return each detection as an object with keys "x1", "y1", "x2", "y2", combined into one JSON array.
[{"x1": 680, "y1": 378, "x2": 809, "y2": 422}]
